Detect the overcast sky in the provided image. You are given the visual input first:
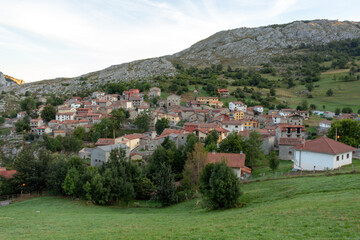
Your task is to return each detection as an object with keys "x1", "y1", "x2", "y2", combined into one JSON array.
[{"x1": 1, "y1": 0, "x2": 359, "y2": 83}]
